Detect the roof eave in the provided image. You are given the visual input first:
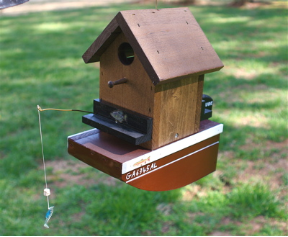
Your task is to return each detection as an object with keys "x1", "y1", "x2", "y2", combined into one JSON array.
[
  {"x1": 82, "y1": 14, "x2": 122, "y2": 63},
  {"x1": 156, "y1": 64, "x2": 224, "y2": 85}
]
